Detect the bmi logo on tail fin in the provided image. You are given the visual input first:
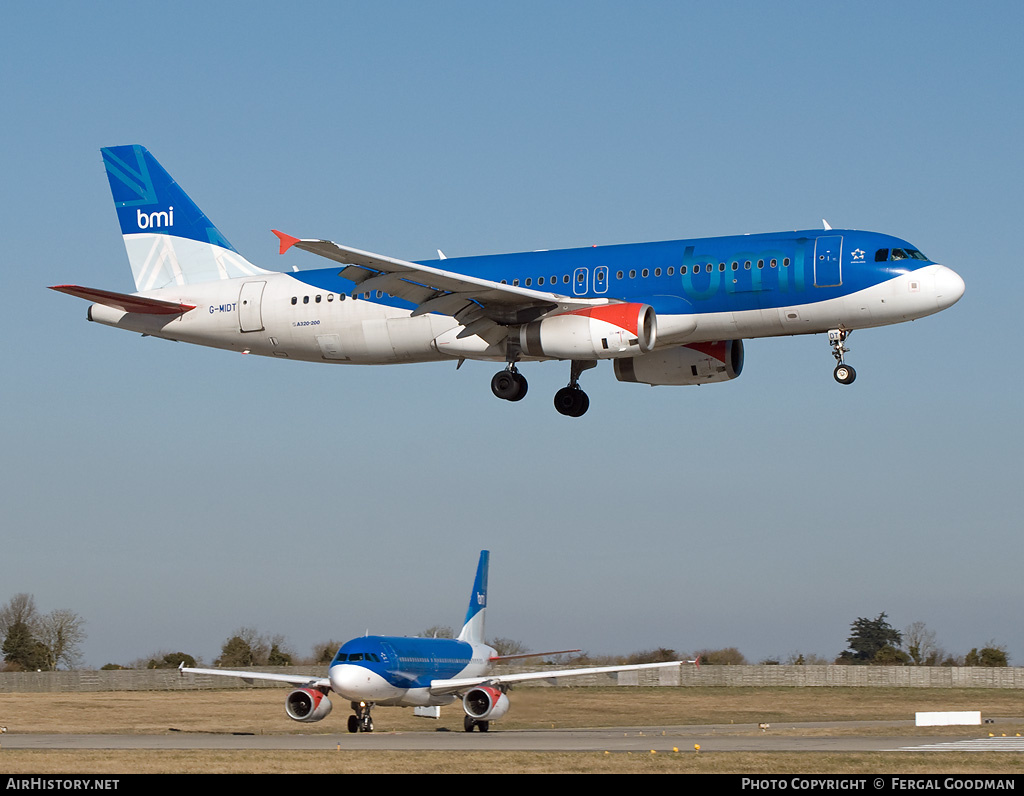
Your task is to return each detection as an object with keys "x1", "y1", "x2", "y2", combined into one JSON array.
[
  {"x1": 101, "y1": 145, "x2": 270, "y2": 291},
  {"x1": 458, "y1": 550, "x2": 489, "y2": 645}
]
